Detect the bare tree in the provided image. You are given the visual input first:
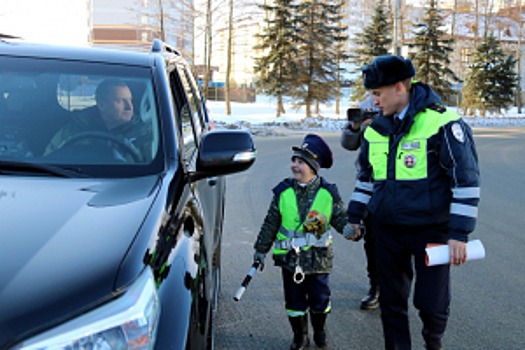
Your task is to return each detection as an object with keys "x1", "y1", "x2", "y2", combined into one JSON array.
[
  {"x1": 203, "y1": 0, "x2": 213, "y2": 98},
  {"x1": 452, "y1": 0, "x2": 458, "y2": 35},
  {"x1": 475, "y1": 0, "x2": 480, "y2": 41},
  {"x1": 334, "y1": 1, "x2": 349, "y2": 115},
  {"x1": 132, "y1": 0, "x2": 195, "y2": 59},
  {"x1": 225, "y1": 0, "x2": 233, "y2": 115},
  {"x1": 512, "y1": 0, "x2": 523, "y2": 112},
  {"x1": 483, "y1": 0, "x2": 494, "y2": 39}
]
